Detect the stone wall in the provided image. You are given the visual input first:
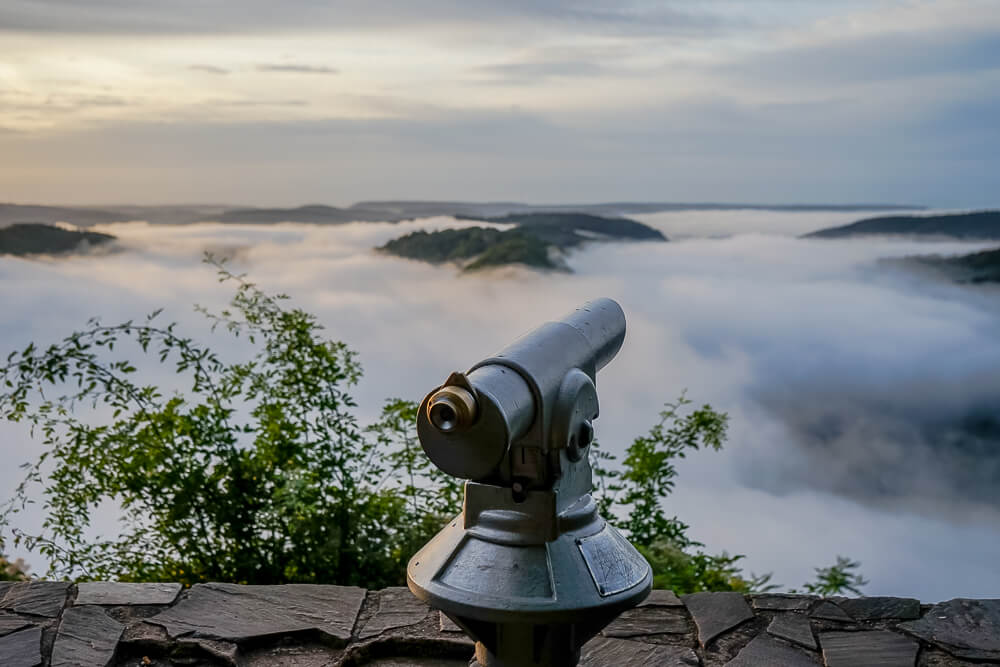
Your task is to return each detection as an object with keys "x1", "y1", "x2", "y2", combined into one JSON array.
[{"x1": 0, "y1": 581, "x2": 997, "y2": 666}]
